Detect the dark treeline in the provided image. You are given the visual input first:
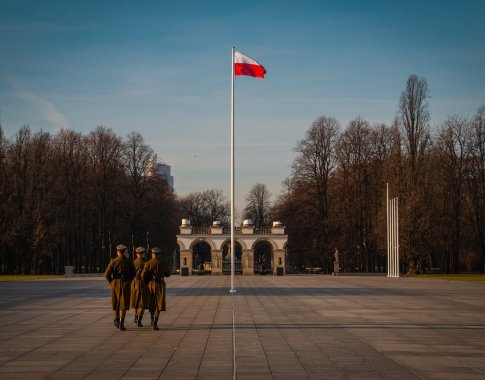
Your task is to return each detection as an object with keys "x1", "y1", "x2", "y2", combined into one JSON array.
[
  {"x1": 0, "y1": 126, "x2": 179, "y2": 274},
  {"x1": 2, "y1": 75, "x2": 484, "y2": 276},
  {"x1": 273, "y1": 75, "x2": 485, "y2": 274}
]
